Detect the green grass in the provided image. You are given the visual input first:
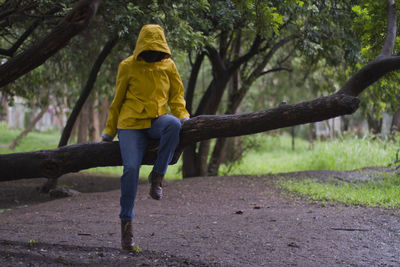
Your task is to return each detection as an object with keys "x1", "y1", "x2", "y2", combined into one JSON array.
[
  {"x1": 0, "y1": 122, "x2": 60, "y2": 154},
  {"x1": 219, "y1": 133, "x2": 398, "y2": 175},
  {"x1": 280, "y1": 173, "x2": 400, "y2": 208}
]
